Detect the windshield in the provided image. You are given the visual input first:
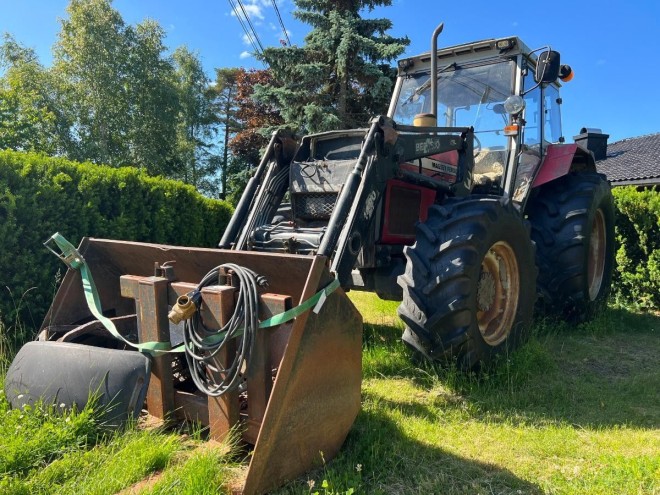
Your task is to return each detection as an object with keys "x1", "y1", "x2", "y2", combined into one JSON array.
[{"x1": 392, "y1": 60, "x2": 516, "y2": 150}]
